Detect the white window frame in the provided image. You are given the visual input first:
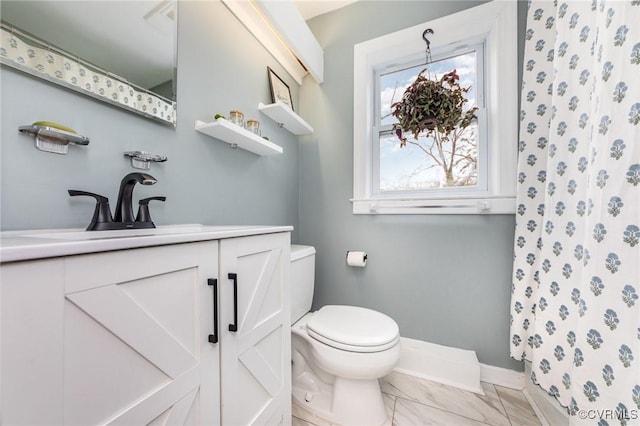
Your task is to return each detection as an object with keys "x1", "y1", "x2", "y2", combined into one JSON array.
[{"x1": 352, "y1": 1, "x2": 518, "y2": 215}]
